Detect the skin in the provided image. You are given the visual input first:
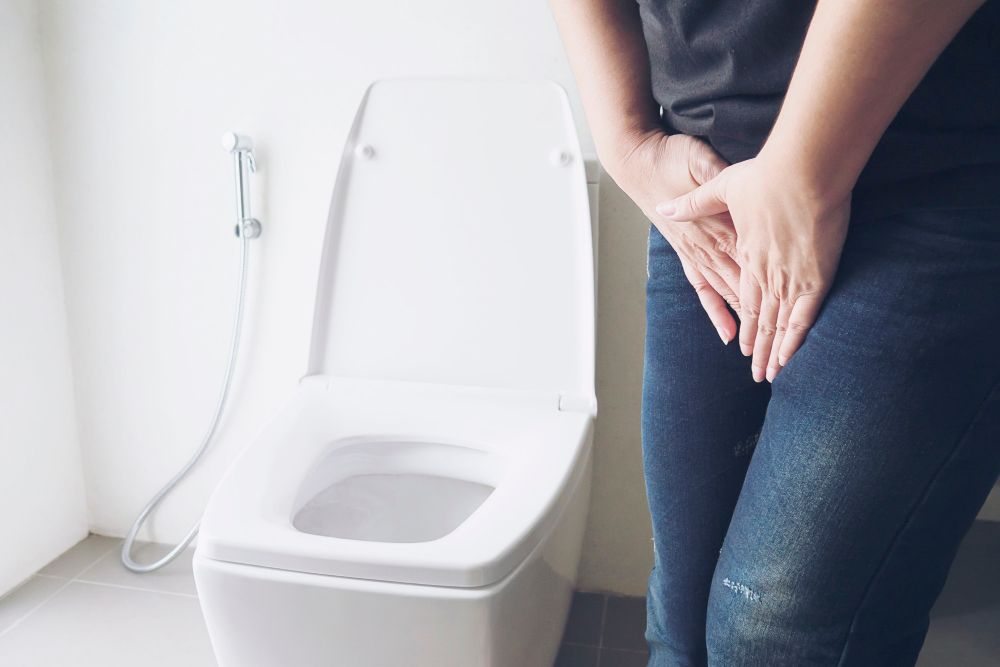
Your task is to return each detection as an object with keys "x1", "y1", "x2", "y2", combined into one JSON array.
[
  {"x1": 550, "y1": 0, "x2": 987, "y2": 381},
  {"x1": 547, "y1": 0, "x2": 743, "y2": 344}
]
